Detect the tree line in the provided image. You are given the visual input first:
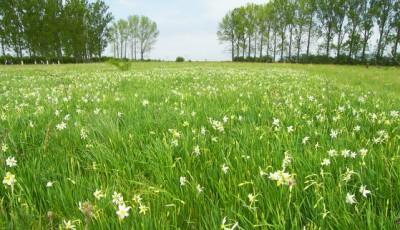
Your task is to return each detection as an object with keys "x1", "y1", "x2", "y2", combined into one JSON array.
[
  {"x1": 0, "y1": 0, "x2": 113, "y2": 62},
  {"x1": 109, "y1": 16, "x2": 159, "y2": 60},
  {"x1": 218, "y1": 0, "x2": 400, "y2": 65}
]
